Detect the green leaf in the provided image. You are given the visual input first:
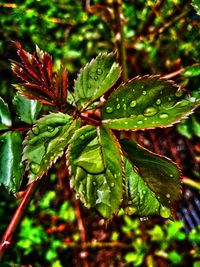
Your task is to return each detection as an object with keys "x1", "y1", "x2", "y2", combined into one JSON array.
[
  {"x1": 13, "y1": 93, "x2": 42, "y2": 124},
  {"x1": 0, "y1": 131, "x2": 24, "y2": 194},
  {"x1": 182, "y1": 65, "x2": 200, "y2": 77},
  {"x1": 124, "y1": 157, "x2": 161, "y2": 217},
  {"x1": 192, "y1": 0, "x2": 200, "y2": 16},
  {"x1": 0, "y1": 96, "x2": 12, "y2": 130},
  {"x1": 23, "y1": 113, "x2": 80, "y2": 183},
  {"x1": 67, "y1": 125, "x2": 123, "y2": 218},
  {"x1": 120, "y1": 139, "x2": 180, "y2": 216},
  {"x1": 102, "y1": 76, "x2": 199, "y2": 130},
  {"x1": 74, "y1": 53, "x2": 120, "y2": 110}
]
